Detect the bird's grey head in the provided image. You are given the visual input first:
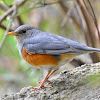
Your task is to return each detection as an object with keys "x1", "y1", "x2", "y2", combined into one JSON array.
[{"x1": 7, "y1": 24, "x2": 39, "y2": 44}]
